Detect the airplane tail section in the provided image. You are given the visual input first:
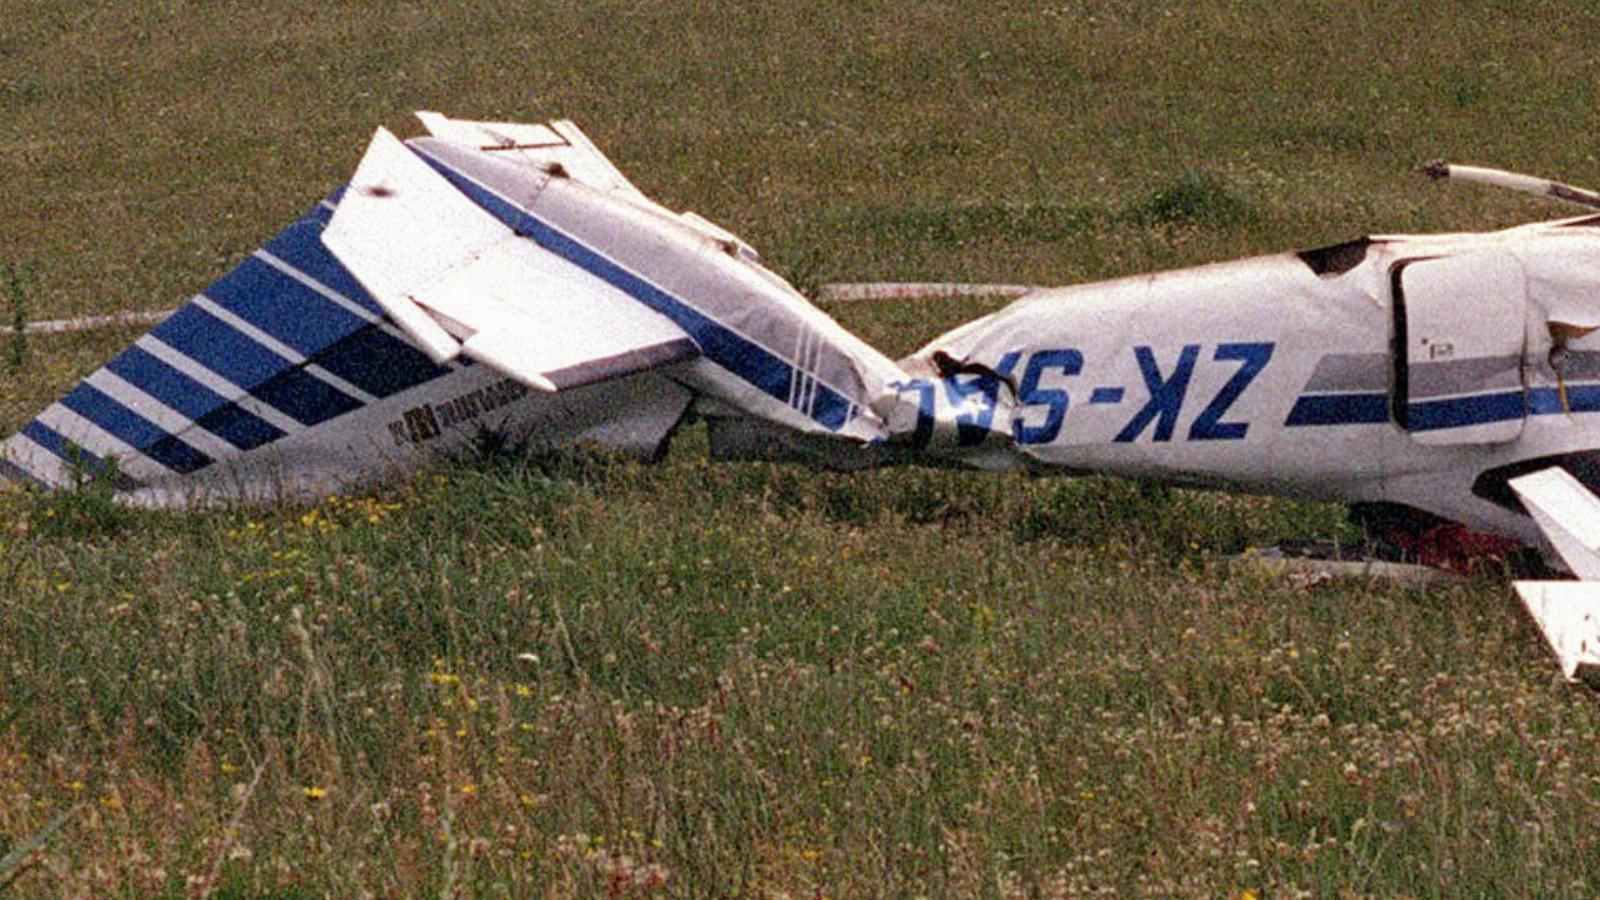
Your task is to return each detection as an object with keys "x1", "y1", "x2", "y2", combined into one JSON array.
[
  {"x1": 324, "y1": 119, "x2": 914, "y2": 445},
  {"x1": 1, "y1": 170, "x2": 694, "y2": 504},
  {"x1": 1, "y1": 112, "x2": 915, "y2": 503},
  {"x1": 0, "y1": 189, "x2": 466, "y2": 501},
  {"x1": 1511, "y1": 467, "x2": 1600, "y2": 684}
]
